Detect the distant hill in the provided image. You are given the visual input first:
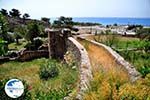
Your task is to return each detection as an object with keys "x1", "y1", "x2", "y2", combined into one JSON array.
[{"x1": 5, "y1": 16, "x2": 50, "y2": 32}]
